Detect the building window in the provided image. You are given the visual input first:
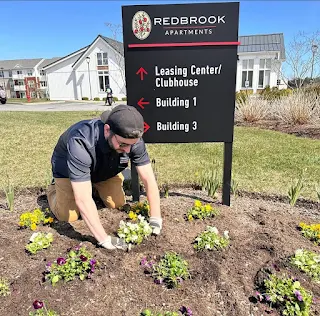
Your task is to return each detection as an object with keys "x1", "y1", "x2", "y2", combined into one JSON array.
[
  {"x1": 0, "y1": 70, "x2": 4, "y2": 78},
  {"x1": 97, "y1": 52, "x2": 108, "y2": 66},
  {"x1": 98, "y1": 71, "x2": 109, "y2": 92},
  {"x1": 258, "y1": 59, "x2": 271, "y2": 88},
  {"x1": 9, "y1": 70, "x2": 12, "y2": 77},
  {"x1": 241, "y1": 59, "x2": 254, "y2": 88},
  {"x1": 40, "y1": 81, "x2": 47, "y2": 87},
  {"x1": 27, "y1": 69, "x2": 33, "y2": 76},
  {"x1": 40, "y1": 69, "x2": 45, "y2": 76},
  {"x1": 17, "y1": 70, "x2": 22, "y2": 75}
]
